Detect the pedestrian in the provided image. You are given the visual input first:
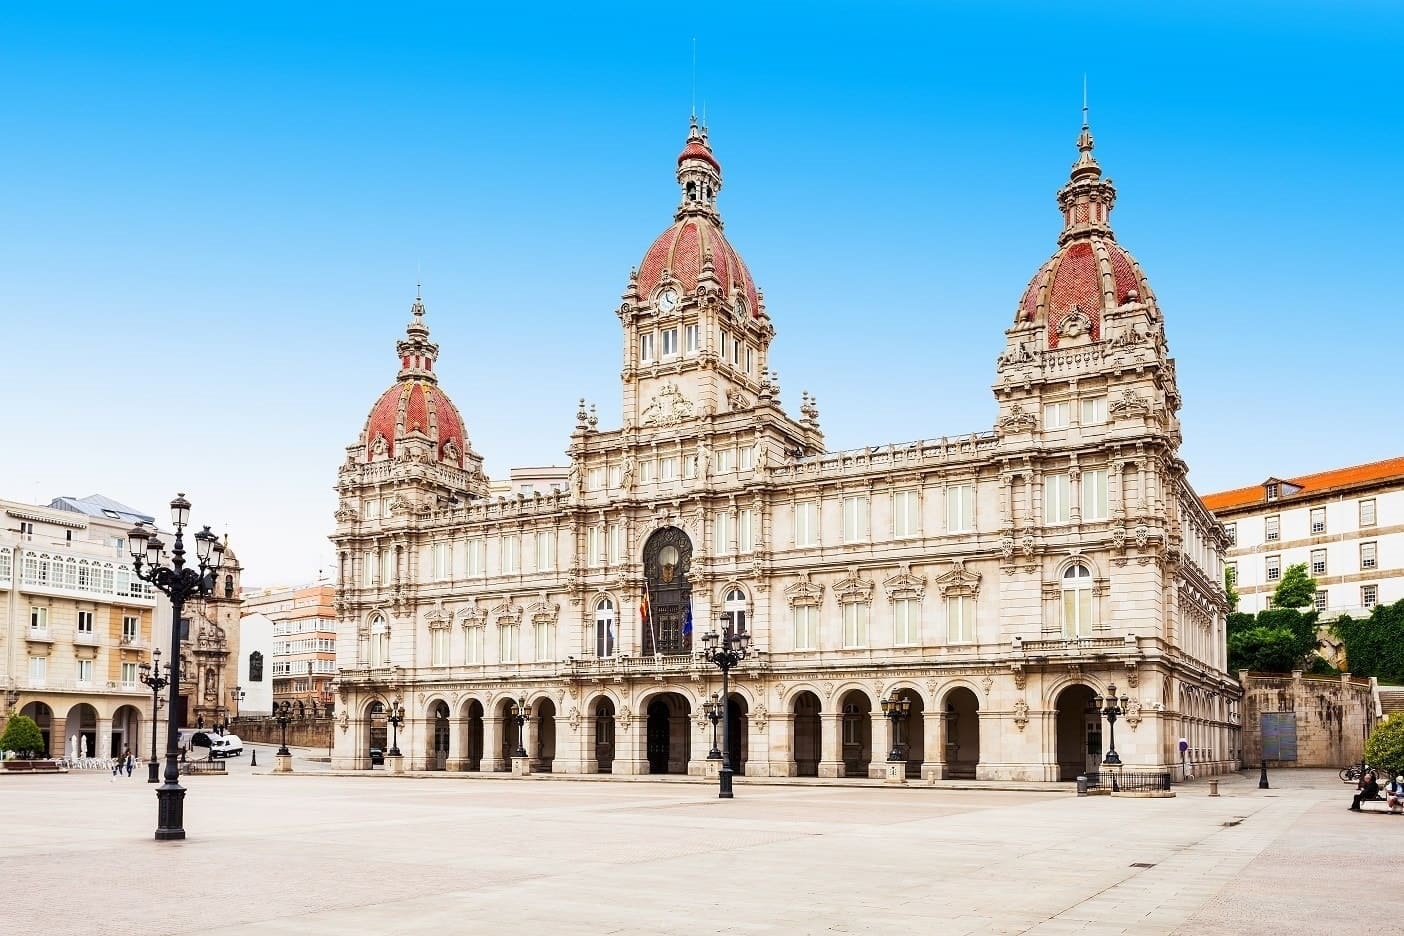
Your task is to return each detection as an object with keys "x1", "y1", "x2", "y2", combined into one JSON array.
[
  {"x1": 1387, "y1": 775, "x2": 1404, "y2": 814},
  {"x1": 123, "y1": 746, "x2": 135, "y2": 777},
  {"x1": 1351, "y1": 767, "x2": 1380, "y2": 811}
]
